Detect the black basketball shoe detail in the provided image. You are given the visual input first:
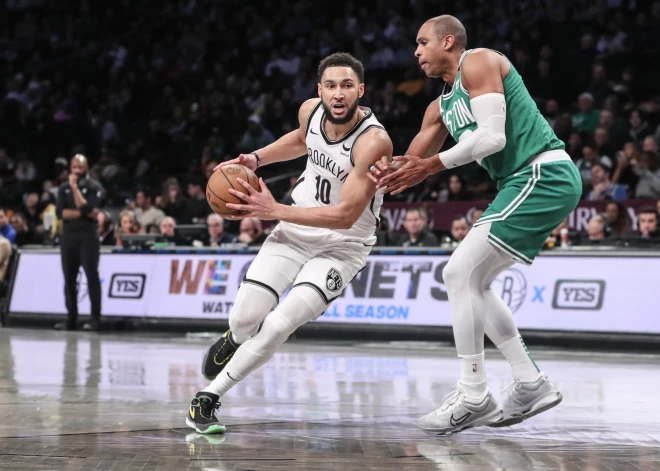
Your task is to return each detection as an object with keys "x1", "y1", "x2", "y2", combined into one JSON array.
[
  {"x1": 201, "y1": 329, "x2": 240, "y2": 380},
  {"x1": 185, "y1": 392, "x2": 226, "y2": 434}
]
